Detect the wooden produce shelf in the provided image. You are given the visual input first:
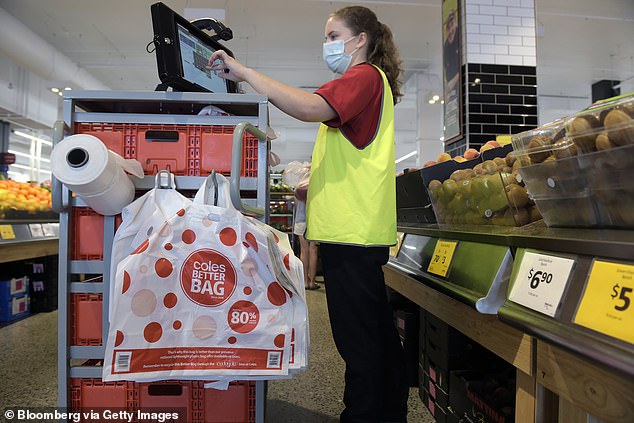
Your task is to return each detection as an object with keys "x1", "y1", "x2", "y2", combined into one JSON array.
[{"x1": 0, "y1": 238, "x2": 58, "y2": 263}]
